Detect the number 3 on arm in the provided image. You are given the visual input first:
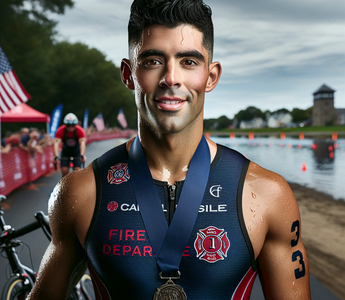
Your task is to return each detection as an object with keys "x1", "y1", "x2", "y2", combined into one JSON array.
[{"x1": 291, "y1": 220, "x2": 306, "y2": 280}]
